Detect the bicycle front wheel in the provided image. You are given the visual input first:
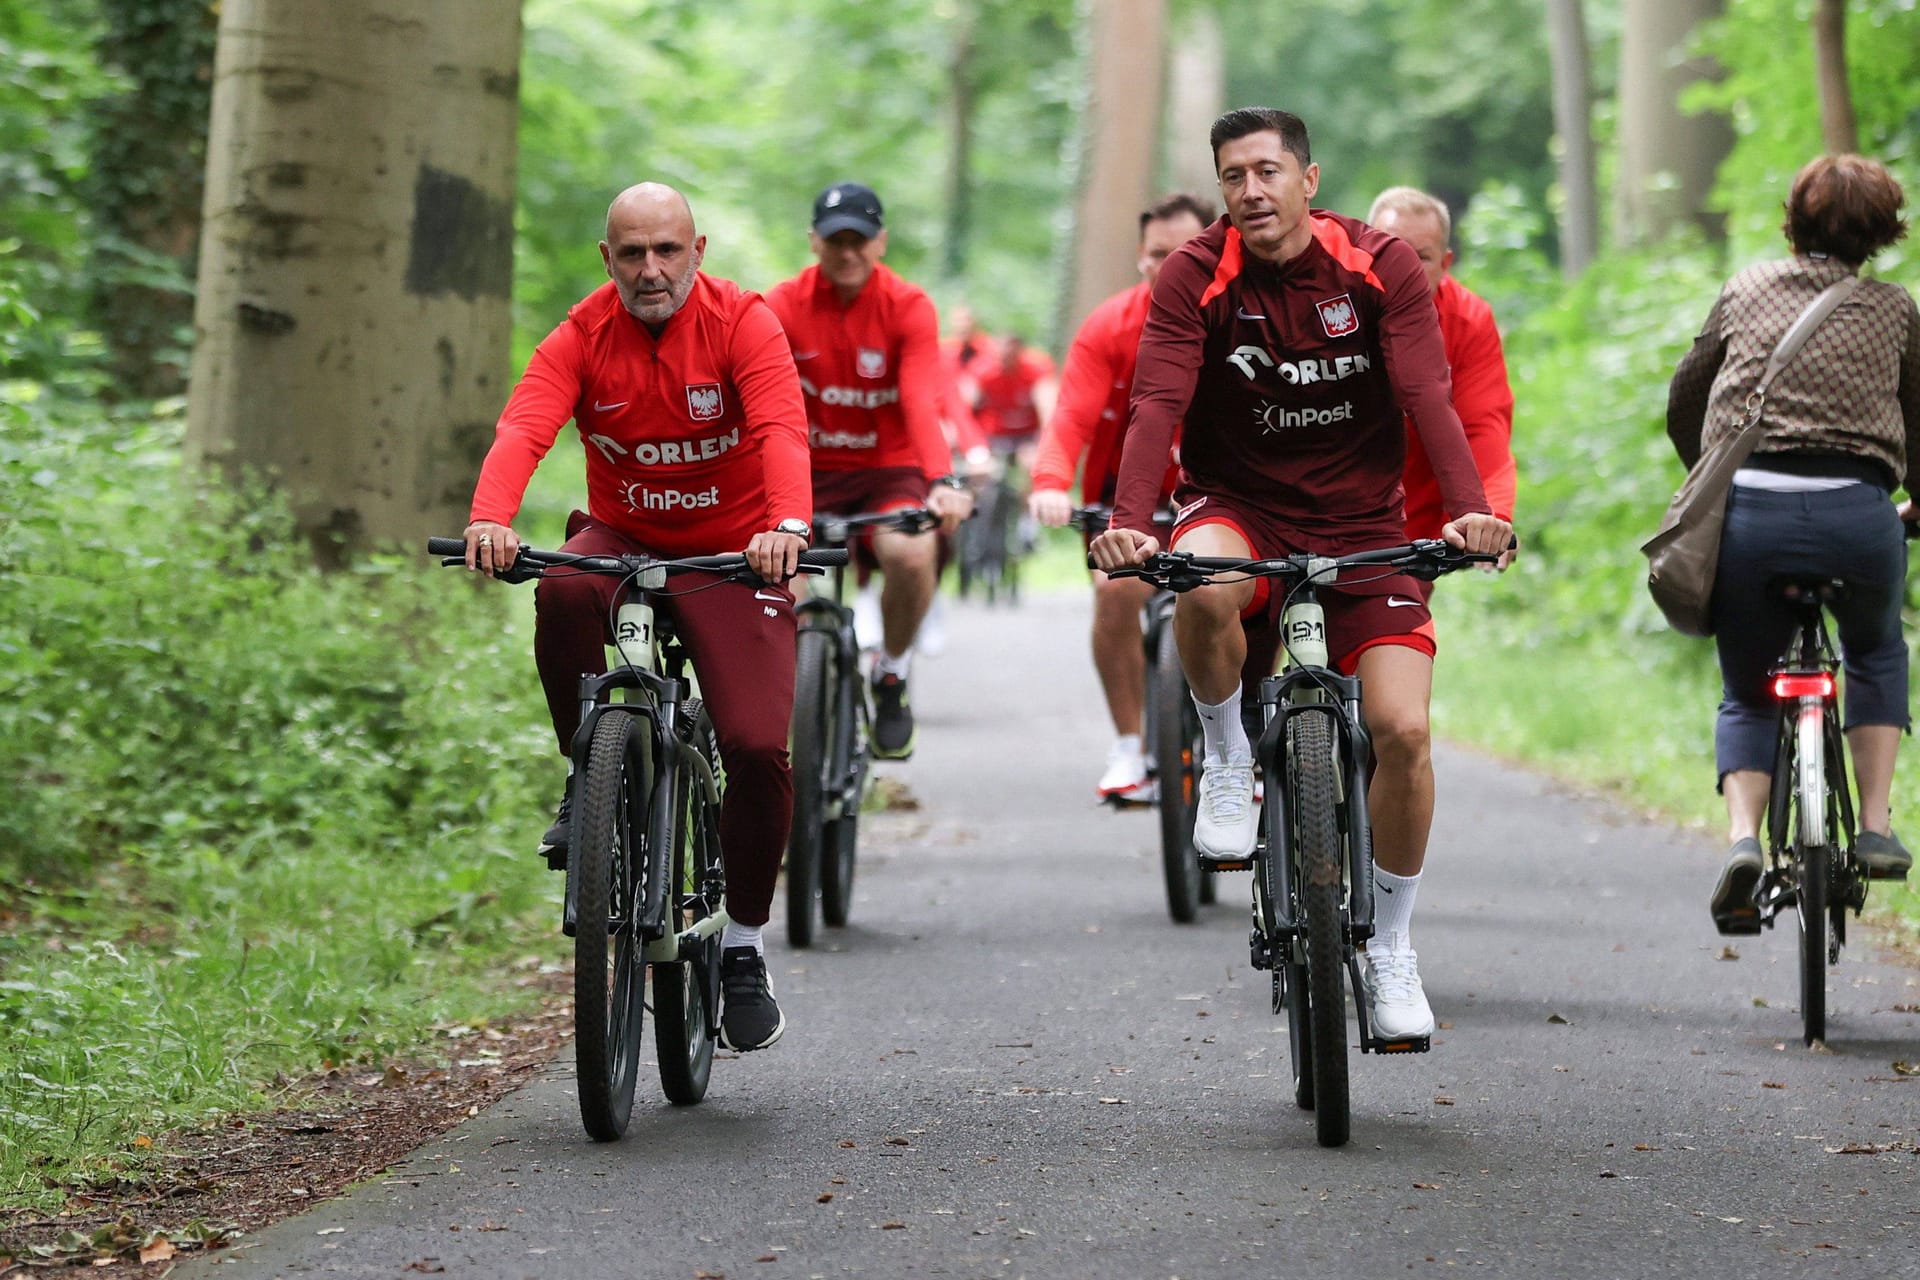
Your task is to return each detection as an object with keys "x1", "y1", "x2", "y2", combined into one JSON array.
[
  {"x1": 1153, "y1": 622, "x2": 1203, "y2": 922},
  {"x1": 1290, "y1": 711, "x2": 1350, "y2": 1148},
  {"x1": 785, "y1": 629, "x2": 833, "y2": 949},
  {"x1": 656, "y1": 704, "x2": 722, "y2": 1105},
  {"x1": 574, "y1": 711, "x2": 649, "y2": 1141},
  {"x1": 1794, "y1": 702, "x2": 1829, "y2": 1044}
]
